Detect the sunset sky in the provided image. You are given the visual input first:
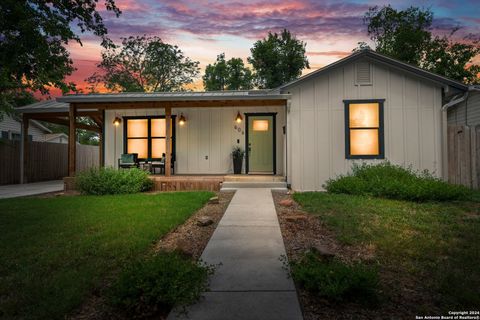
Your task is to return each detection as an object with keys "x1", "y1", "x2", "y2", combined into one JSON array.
[{"x1": 59, "y1": 0, "x2": 480, "y2": 96}]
